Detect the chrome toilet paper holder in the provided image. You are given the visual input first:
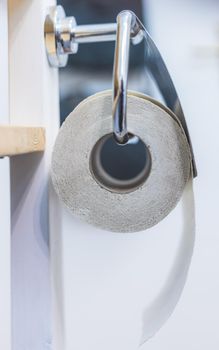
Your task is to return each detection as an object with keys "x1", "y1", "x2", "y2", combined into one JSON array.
[{"x1": 44, "y1": 6, "x2": 197, "y2": 177}]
